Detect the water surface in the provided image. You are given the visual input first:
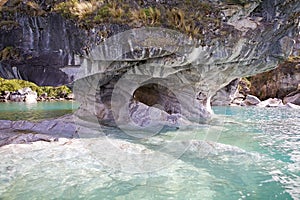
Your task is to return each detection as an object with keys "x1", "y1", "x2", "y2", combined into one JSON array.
[
  {"x1": 0, "y1": 101, "x2": 79, "y2": 121},
  {"x1": 0, "y1": 106, "x2": 299, "y2": 199}
]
